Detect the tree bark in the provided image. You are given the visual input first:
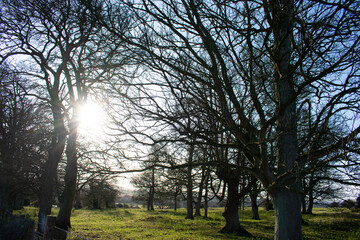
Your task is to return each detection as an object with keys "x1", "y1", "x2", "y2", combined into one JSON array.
[
  {"x1": 269, "y1": 0, "x2": 302, "y2": 239},
  {"x1": 148, "y1": 167, "x2": 155, "y2": 210},
  {"x1": 272, "y1": 188, "x2": 302, "y2": 240},
  {"x1": 195, "y1": 165, "x2": 206, "y2": 217},
  {"x1": 56, "y1": 120, "x2": 78, "y2": 233},
  {"x1": 148, "y1": 185, "x2": 155, "y2": 211},
  {"x1": 220, "y1": 179, "x2": 251, "y2": 236},
  {"x1": 249, "y1": 177, "x2": 260, "y2": 220},
  {"x1": 250, "y1": 192, "x2": 260, "y2": 220},
  {"x1": 38, "y1": 101, "x2": 67, "y2": 233},
  {"x1": 203, "y1": 174, "x2": 209, "y2": 219},
  {"x1": 38, "y1": 154, "x2": 58, "y2": 233},
  {"x1": 301, "y1": 177, "x2": 307, "y2": 214},
  {"x1": 185, "y1": 142, "x2": 194, "y2": 220},
  {"x1": 306, "y1": 172, "x2": 315, "y2": 214},
  {"x1": 306, "y1": 197, "x2": 314, "y2": 214}
]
